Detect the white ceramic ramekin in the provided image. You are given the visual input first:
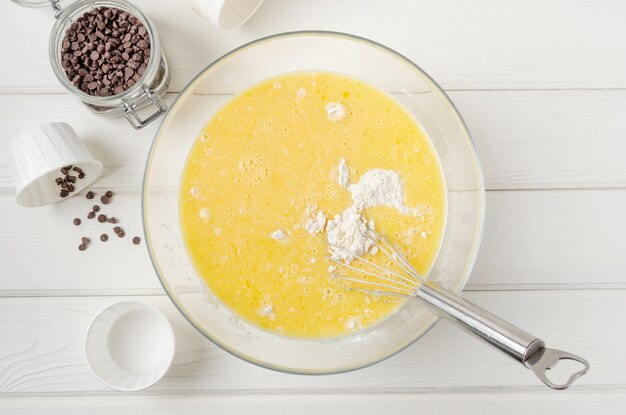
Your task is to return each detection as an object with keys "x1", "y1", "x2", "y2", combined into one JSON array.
[{"x1": 84, "y1": 301, "x2": 175, "y2": 392}]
